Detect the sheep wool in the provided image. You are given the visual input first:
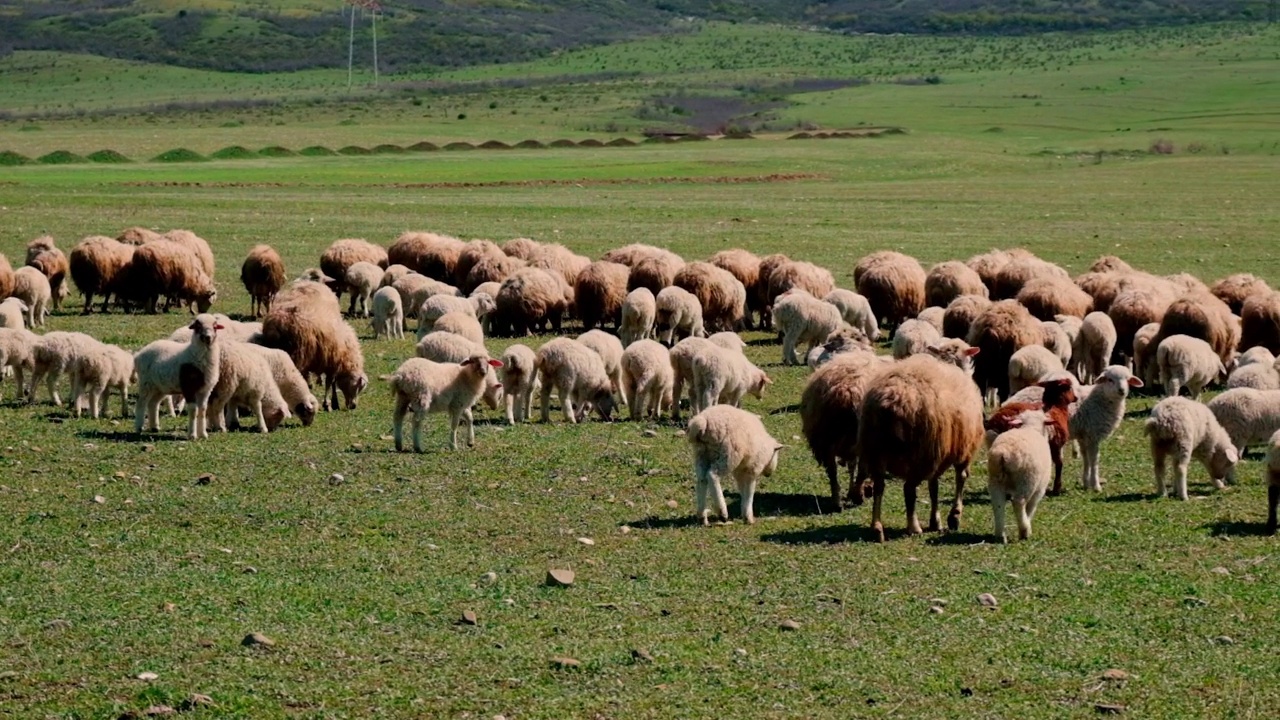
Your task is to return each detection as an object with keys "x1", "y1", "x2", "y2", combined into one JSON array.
[
  {"x1": 1068, "y1": 365, "x2": 1144, "y2": 491},
  {"x1": 1156, "y1": 334, "x2": 1226, "y2": 399},
  {"x1": 774, "y1": 290, "x2": 846, "y2": 365},
  {"x1": 1145, "y1": 396, "x2": 1239, "y2": 501},
  {"x1": 134, "y1": 314, "x2": 225, "y2": 440},
  {"x1": 620, "y1": 339, "x2": 674, "y2": 421},
  {"x1": 986, "y1": 410, "x2": 1053, "y2": 543},
  {"x1": 686, "y1": 404, "x2": 782, "y2": 525},
  {"x1": 535, "y1": 337, "x2": 616, "y2": 424},
  {"x1": 499, "y1": 343, "x2": 539, "y2": 424},
  {"x1": 240, "y1": 244, "x2": 286, "y2": 318},
  {"x1": 371, "y1": 286, "x2": 405, "y2": 340},
  {"x1": 385, "y1": 355, "x2": 504, "y2": 451},
  {"x1": 619, "y1": 287, "x2": 657, "y2": 347},
  {"x1": 800, "y1": 352, "x2": 886, "y2": 508}
]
